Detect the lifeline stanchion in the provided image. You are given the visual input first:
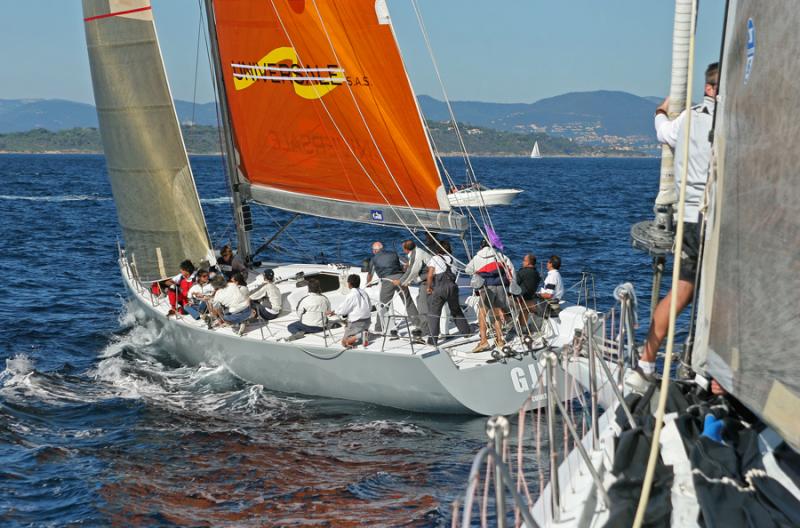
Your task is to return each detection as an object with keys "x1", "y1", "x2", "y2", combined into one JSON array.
[
  {"x1": 586, "y1": 312, "x2": 599, "y2": 450},
  {"x1": 486, "y1": 415, "x2": 510, "y2": 528},
  {"x1": 544, "y1": 351, "x2": 560, "y2": 521}
]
